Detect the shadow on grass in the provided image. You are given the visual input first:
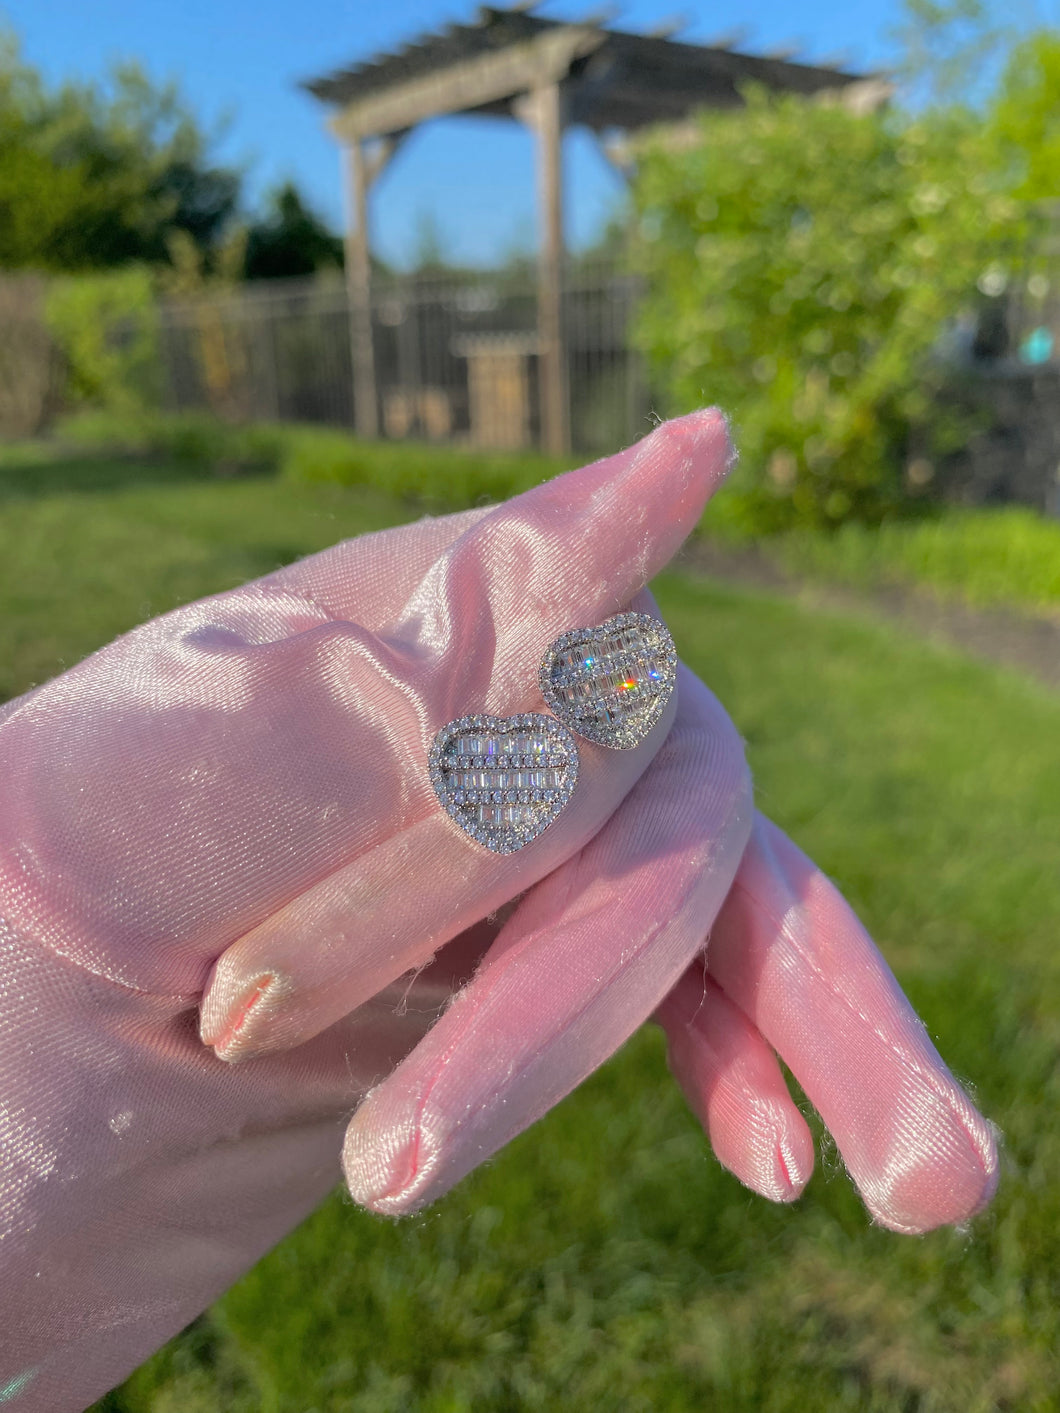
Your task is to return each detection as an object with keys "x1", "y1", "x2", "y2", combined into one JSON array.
[{"x1": 0, "y1": 449, "x2": 273, "y2": 502}]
